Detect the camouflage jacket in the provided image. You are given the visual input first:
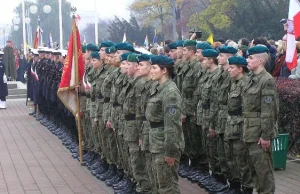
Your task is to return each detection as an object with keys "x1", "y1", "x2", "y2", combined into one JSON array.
[
  {"x1": 195, "y1": 69, "x2": 208, "y2": 126},
  {"x1": 139, "y1": 79, "x2": 158, "y2": 151},
  {"x1": 242, "y1": 69, "x2": 279, "y2": 142},
  {"x1": 214, "y1": 68, "x2": 231, "y2": 134},
  {"x1": 101, "y1": 66, "x2": 118, "y2": 122},
  {"x1": 145, "y1": 80, "x2": 184, "y2": 158},
  {"x1": 181, "y1": 59, "x2": 201, "y2": 117},
  {"x1": 225, "y1": 74, "x2": 247, "y2": 140},
  {"x1": 202, "y1": 67, "x2": 221, "y2": 129}
]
